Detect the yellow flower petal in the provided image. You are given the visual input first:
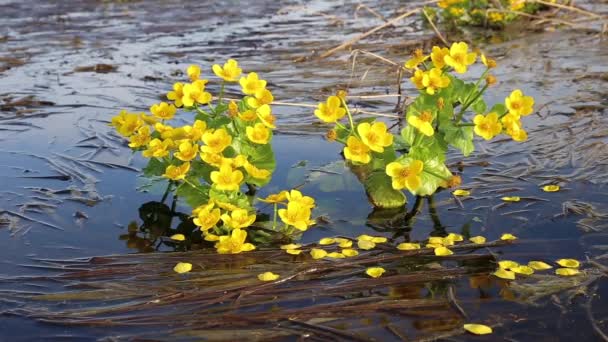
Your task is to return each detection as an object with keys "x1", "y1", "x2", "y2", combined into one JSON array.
[
  {"x1": 434, "y1": 246, "x2": 453, "y2": 256},
  {"x1": 397, "y1": 242, "x2": 421, "y2": 250},
  {"x1": 327, "y1": 252, "x2": 346, "y2": 259},
  {"x1": 357, "y1": 234, "x2": 374, "y2": 241},
  {"x1": 319, "y1": 238, "x2": 336, "y2": 245},
  {"x1": 358, "y1": 240, "x2": 376, "y2": 250},
  {"x1": 310, "y1": 248, "x2": 327, "y2": 259},
  {"x1": 542, "y1": 185, "x2": 560, "y2": 192},
  {"x1": 528, "y1": 261, "x2": 553, "y2": 270},
  {"x1": 366, "y1": 267, "x2": 386, "y2": 278},
  {"x1": 280, "y1": 243, "x2": 302, "y2": 250},
  {"x1": 170, "y1": 234, "x2": 186, "y2": 241},
  {"x1": 556, "y1": 259, "x2": 580, "y2": 268},
  {"x1": 446, "y1": 233, "x2": 464, "y2": 242},
  {"x1": 335, "y1": 238, "x2": 352, "y2": 248},
  {"x1": 371, "y1": 237, "x2": 388, "y2": 243},
  {"x1": 464, "y1": 323, "x2": 493, "y2": 335},
  {"x1": 512, "y1": 265, "x2": 534, "y2": 275},
  {"x1": 173, "y1": 262, "x2": 192, "y2": 274},
  {"x1": 493, "y1": 268, "x2": 515, "y2": 280},
  {"x1": 498, "y1": 260, "x2": 519, "y2": 269},
  {"x1": 258, "y1": 271, "x2": 280, "y2": 281},
  {"x1": 500, "y1": 233, "x2": 517, "y2": 241},
  {"x1": 556, "y1": 268, "x2": 581, "y2": 276},
  {"x1": 342, "y1": 249, "x2": 359, "y2": 257},
  {"x1": 469, "y1": 236, "x2": 486, "y2": 244},
  {"x1": 286, "y1": 249, "x2": 302, "y2": 255},
  {"x1": 501, "y1": 196, "x2": 521, "y2": 202},
  {"x1": 453, "y1": 189, "x2": 471, "y2": 196}
]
